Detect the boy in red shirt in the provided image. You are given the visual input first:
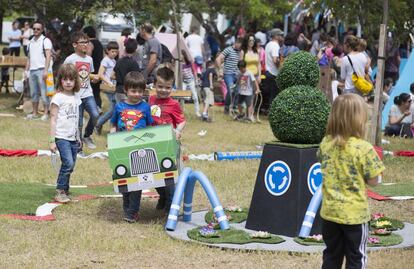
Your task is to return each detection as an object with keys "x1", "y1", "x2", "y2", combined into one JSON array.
[{"x1": 149, "y1": 66, "x2": 186, "y2": 211}]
